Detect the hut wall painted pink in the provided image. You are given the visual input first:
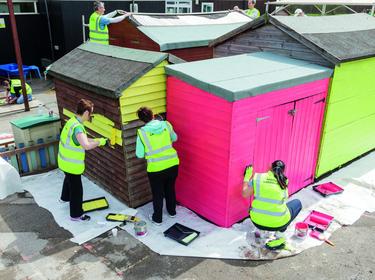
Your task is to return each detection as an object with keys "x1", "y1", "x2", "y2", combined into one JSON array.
[{"x1": 167, "y1": 76, "x2": 330, "y2": 227}]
